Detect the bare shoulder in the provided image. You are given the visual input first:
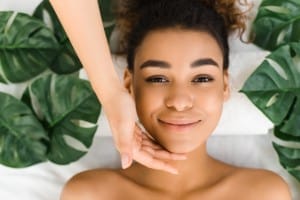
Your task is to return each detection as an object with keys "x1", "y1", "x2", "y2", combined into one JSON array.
[
  {"x1": 230, "y1": 168, "x2": 292, "y2": 200},
  {"x1": 61, "y1": 169, "x2": 124, "y2": 200}
]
